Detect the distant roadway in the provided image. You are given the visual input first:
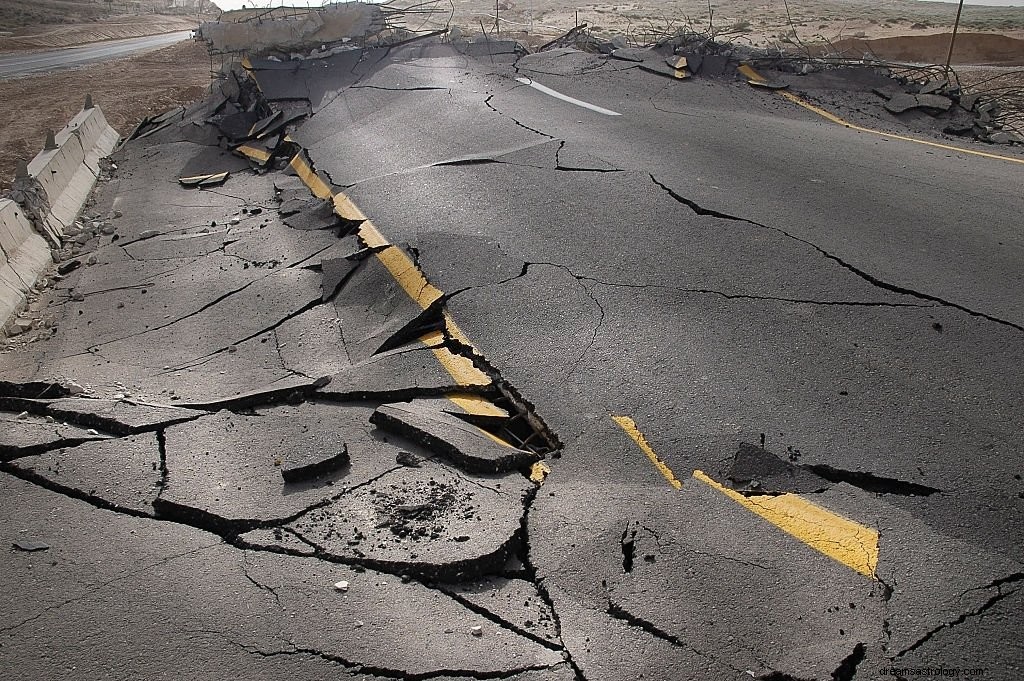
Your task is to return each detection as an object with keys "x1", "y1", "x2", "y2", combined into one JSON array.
[{"x1": 0, "y1": 30, "x2": 192, "y2": 79}]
